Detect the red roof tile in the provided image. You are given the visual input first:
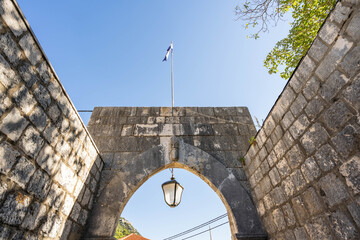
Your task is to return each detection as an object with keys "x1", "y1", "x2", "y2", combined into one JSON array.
[{"x1": 118, "y1": 233, "x2": 150, "y2": 240}]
